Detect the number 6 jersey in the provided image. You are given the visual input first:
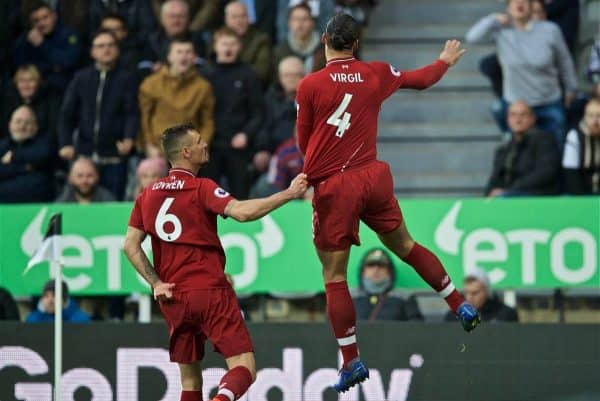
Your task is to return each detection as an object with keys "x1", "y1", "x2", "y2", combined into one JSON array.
[
  {"x1": 295, "y1": 57, "x2": 449, "y2": 183},
  {"x1": 128, "y1": 168, "x2": 235, "y2": 290}
]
